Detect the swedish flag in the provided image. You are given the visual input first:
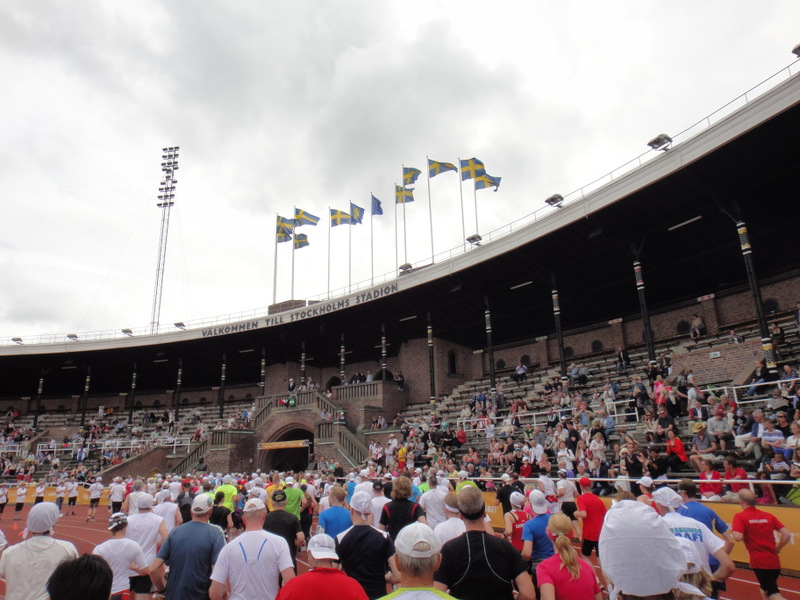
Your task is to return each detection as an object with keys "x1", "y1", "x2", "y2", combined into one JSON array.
[
  {"x1": 371, "y1": 195, "x2": 383, "y2": 216},
  {"x1": 330, "y1": 209, "x2": 351, "y2": 226},
  {"x1": 294, "y1": 233, "x2": 309, "y2": 249},
  {"x1": 277, "y1": 215, "x2": 296, "y2": 232},
  {"x1": 276, "y1": 226, "x2": 292, "y2": 243},
  {"x1": 428, "y1": 159, "x2": 457, "y2": 178},
  {"x1": 475, "y1": 173, "x2": 501, "y2": 192},
  {"x1": 459, "y1": 157, "x2": 486, "y2": 181},
  {"x1": 294, "y1": 208, "x2": 320, "y2": 226},
  {"x1": 395, "y1": 185, "x2": 414, "y2": 204},
  {"x1": 403, "y1": 167, "x2": 421, "y2": 186},
  {"x1": 350, "y1": 202, "x2": 365, "y2": 224}
]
